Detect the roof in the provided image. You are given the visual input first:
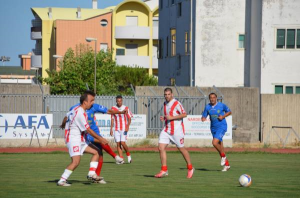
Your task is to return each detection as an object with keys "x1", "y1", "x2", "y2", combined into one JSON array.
[
  {"x1": 31, "y1": 7, "x2": 112, "y2": 21},
  {"x1": 0, "y1": 66, "x2": 36, "y2": 76}
]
